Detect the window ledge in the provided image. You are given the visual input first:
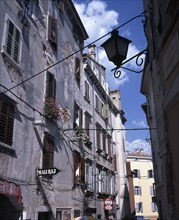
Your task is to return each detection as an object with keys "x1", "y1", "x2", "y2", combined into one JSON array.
[
  {"x1": 1, "y1": 49, "x2": 21, "y2": 73},
  {"x1": 0, "y1": 142, "x2": 15, "y2": 154}
]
